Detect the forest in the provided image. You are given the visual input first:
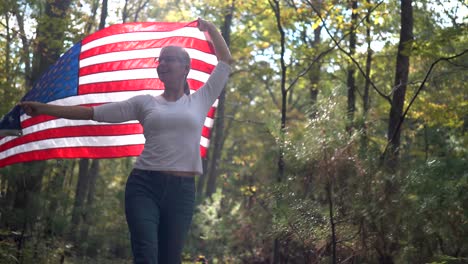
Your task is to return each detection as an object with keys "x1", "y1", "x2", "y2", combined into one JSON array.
[{"x1": 0, "y1": 0, "x2": 467, "y2": 263}]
